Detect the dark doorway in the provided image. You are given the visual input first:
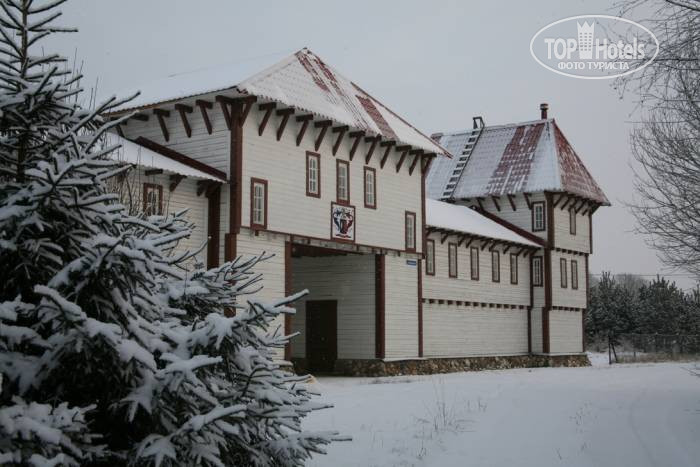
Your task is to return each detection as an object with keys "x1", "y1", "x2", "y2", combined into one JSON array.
[{"x1": 306, "y1": 300, "x2": 338, "y2": 373}]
